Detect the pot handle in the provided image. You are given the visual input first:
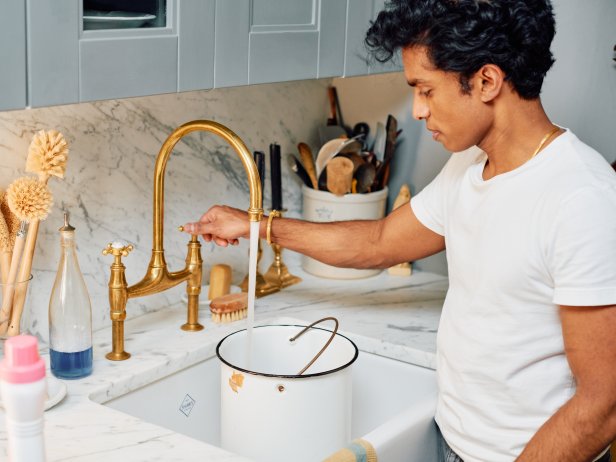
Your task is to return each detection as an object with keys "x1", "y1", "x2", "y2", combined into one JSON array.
[{"x1": 290, "y1": 317, "x2": 339, "y2": 375}]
